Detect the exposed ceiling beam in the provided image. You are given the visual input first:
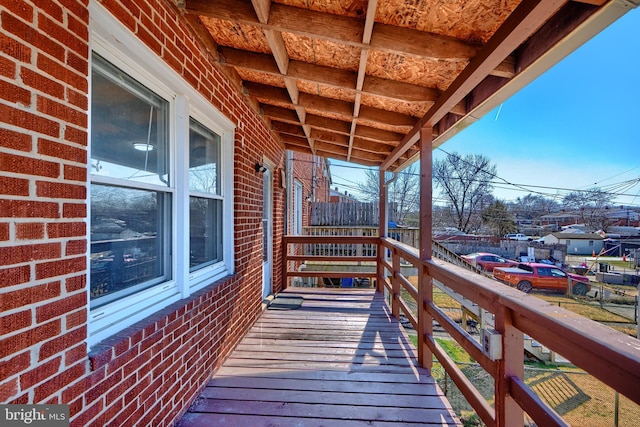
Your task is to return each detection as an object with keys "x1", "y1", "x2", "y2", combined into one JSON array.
[
  {"x1": 249, "y1": 0, "x2": 270, "y2": 23},
  {"x1": 246, "y1": 0, "x2": 315, "y2": 153},
  {"x1": 272, "y1": 121, "x2": 305, "y2": 137},
  {"x1": 310, "y1": 129, "x2": 349, "y2": 146},
  {"x1": 351, "y1": 138, "x2": 398, "y2": 155},
  {"x1": 247, "y1": 82, "x2": 417, "y2": 132},
  {"x1": 221, "y1": 48, "x2": 442, "y2": 104},
  {"x1": 305, "y1": 115, "x2": 352, "y2": 135},
  {"x1": 185, "y1": 0, "x2": 514, "y2": 76},
  {"x1": 348, "y1": 0, "x2": 378, "y2": 161},
  {"x1": 263, "y1": 112, "x2": 413, "y2": 148}
]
